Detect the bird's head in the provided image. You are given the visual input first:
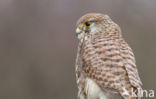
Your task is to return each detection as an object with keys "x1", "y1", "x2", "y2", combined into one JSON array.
[{"x1": 76, "y1": 13, "x2": 120, "y2": 40}]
